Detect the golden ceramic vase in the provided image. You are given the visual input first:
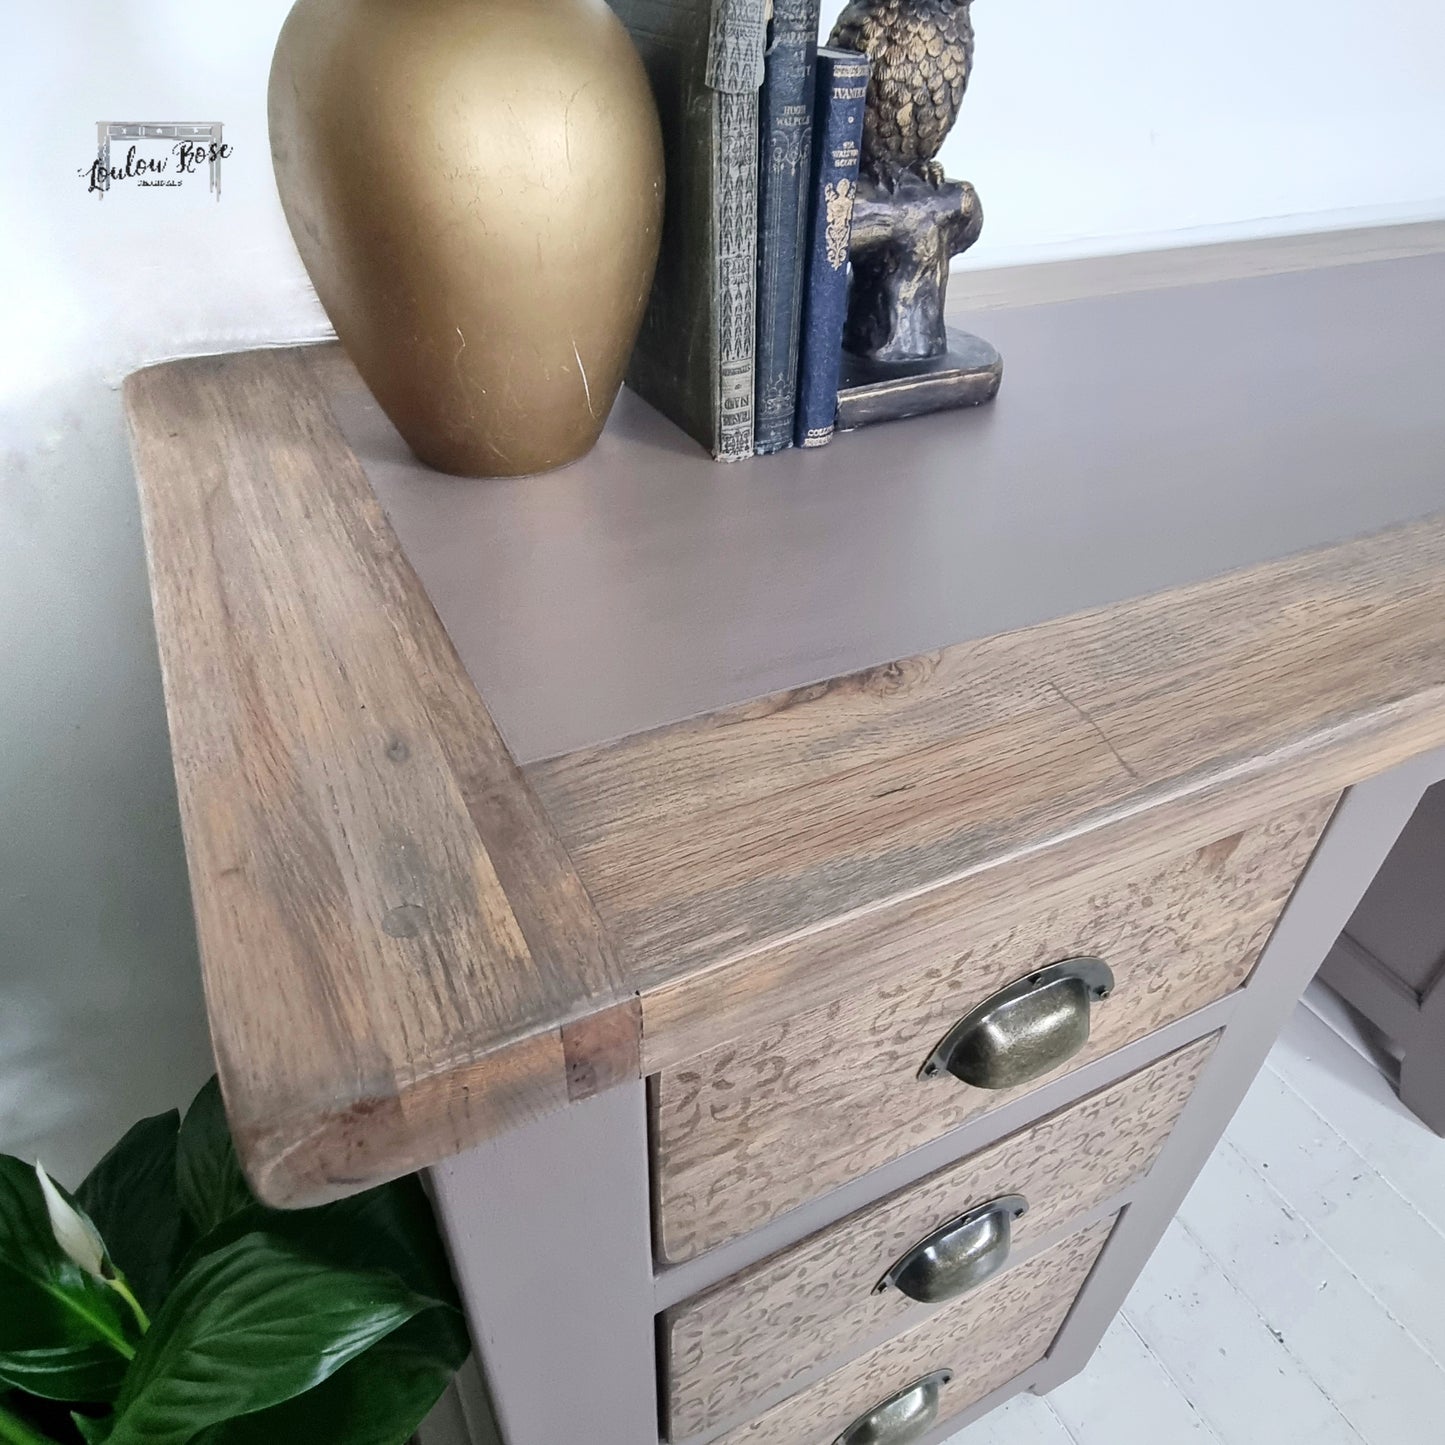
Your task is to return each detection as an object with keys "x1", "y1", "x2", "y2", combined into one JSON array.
[{"x1": 269, "y1": 0, "x2": 664, "y2": 477}]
